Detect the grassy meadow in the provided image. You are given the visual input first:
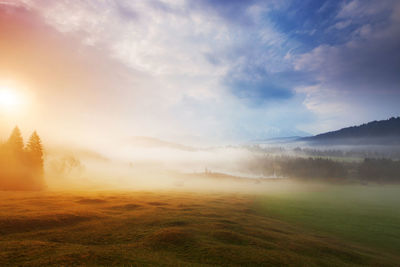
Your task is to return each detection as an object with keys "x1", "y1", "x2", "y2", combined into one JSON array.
[
  {"x1": 1, "y1": 185, "x2": 400, "y2": 266},
  {"x1": 256, "y1": 184, "x2": 400, "y2": 256}
]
